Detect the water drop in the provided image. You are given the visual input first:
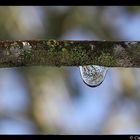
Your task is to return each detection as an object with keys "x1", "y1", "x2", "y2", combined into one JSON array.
[{"x1": 79, "y1": 65, "x2": 108, "y2": 87}]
